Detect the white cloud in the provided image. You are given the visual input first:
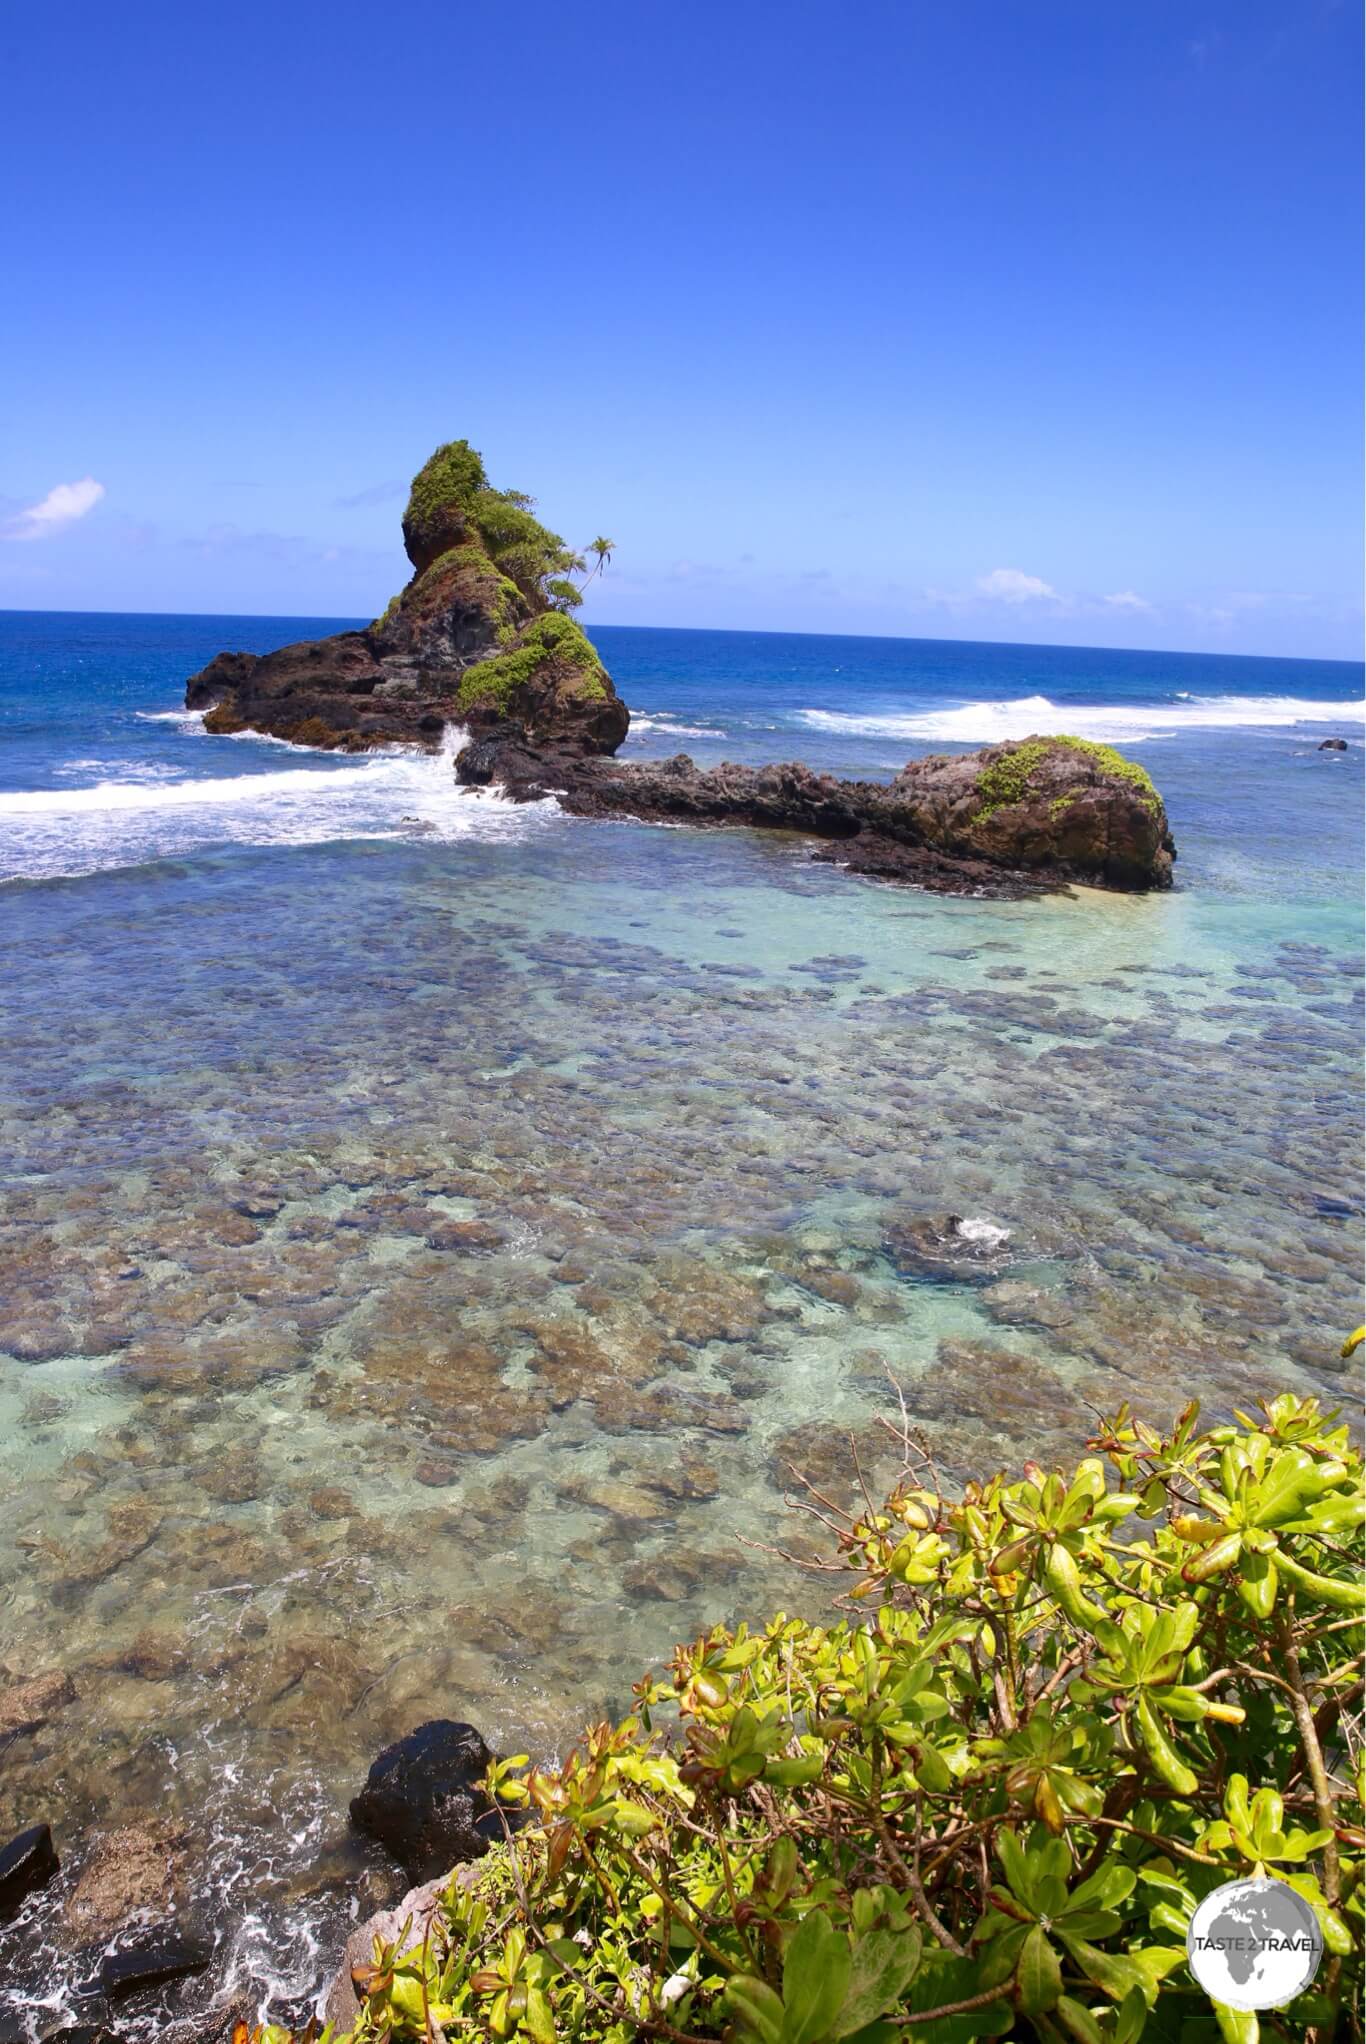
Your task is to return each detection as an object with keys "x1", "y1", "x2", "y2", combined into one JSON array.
[
  {"x1": 1103, "y1": 589, "x2": 1152, "y2": 612},
  {"x1": 4, "y1": 476, "x2": 106, "y2": 541},
  {"x1": 976, "y1": 567, "x2": 1060, "y2": 604}
]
